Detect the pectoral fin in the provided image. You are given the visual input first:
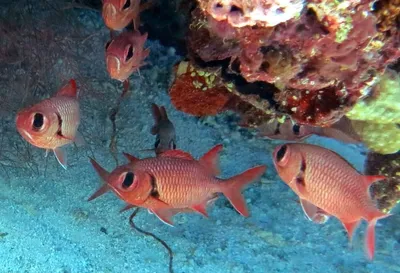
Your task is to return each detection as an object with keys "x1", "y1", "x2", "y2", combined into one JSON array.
[
  {"x1": 300, "y1": 199, "x2": 329, "y2": 224},
  {"x1": 54, "y1": 147, "x2": 67, "y2": 170}
]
